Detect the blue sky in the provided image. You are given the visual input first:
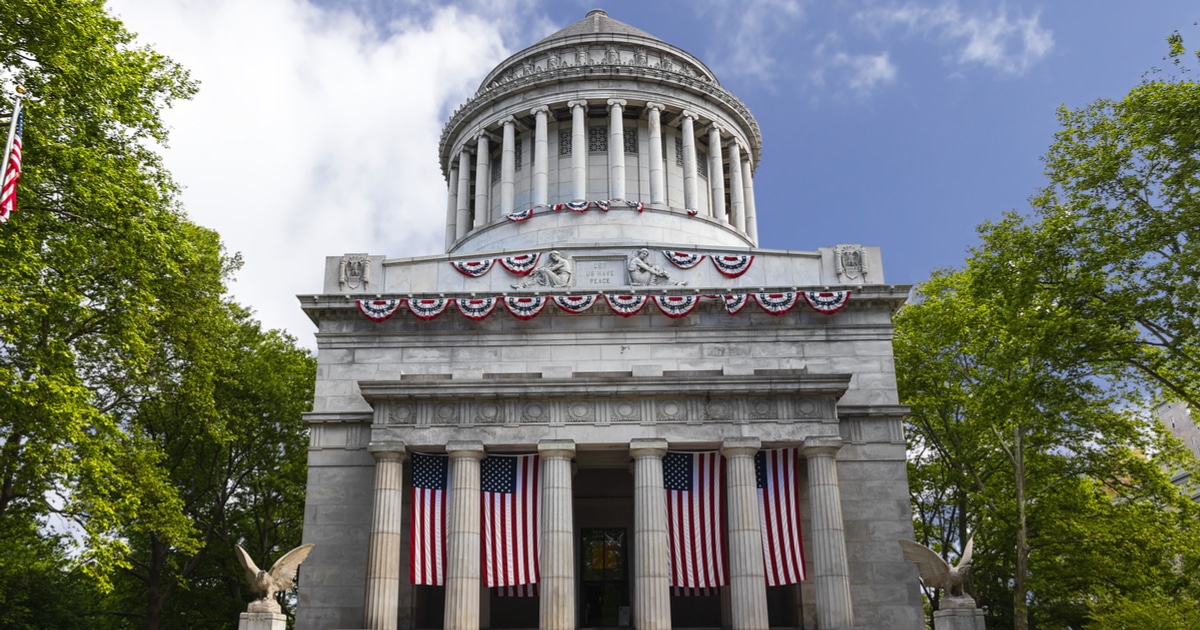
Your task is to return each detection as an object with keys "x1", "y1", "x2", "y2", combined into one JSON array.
[{"x1": 109, "y1": 0, "x2": 1197, "y2": 343}]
